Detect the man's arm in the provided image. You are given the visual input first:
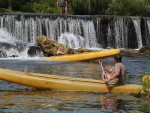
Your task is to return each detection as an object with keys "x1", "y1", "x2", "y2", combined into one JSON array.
[
  {"x1": 98, "y1": 60, "x2": 112, "y2": 73},
  {"x1": 108, "y1": 64, "x2": 120, "y2": 81},
  {"x1": 102, "y1": 63, "x2": 113, "y2": 73}
]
